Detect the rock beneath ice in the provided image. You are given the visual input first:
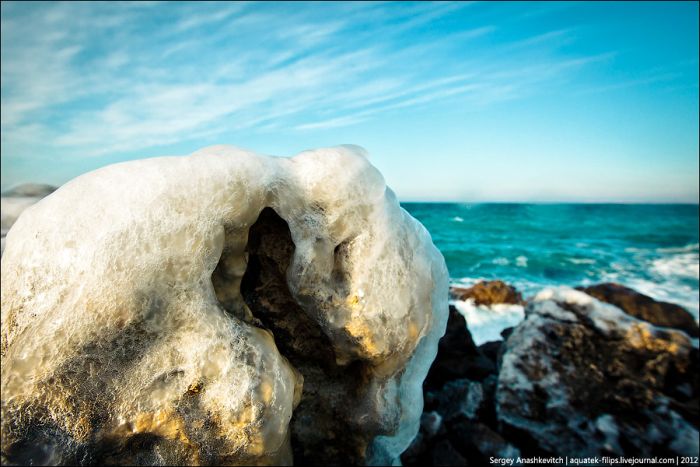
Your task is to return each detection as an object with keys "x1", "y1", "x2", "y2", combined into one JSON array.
[{"x1": 0, "y1": 145, "x2": 448, "y2": 465}]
